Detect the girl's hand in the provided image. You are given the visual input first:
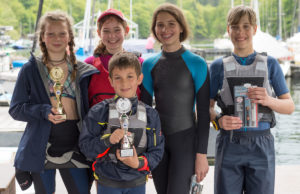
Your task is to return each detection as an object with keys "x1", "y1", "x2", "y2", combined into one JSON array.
[
  {"x1": 247, "y1": 87, "x2": 271, "y2": 106},
  {"x1": 110, "y1": 129, "x2": 125, "y2": 144},
  {"x1": 195, "y1": 153, "x2": 209, "y2": 182},
  {"x1": 219, "y1": 115, "x2": 243, "y2": 130},
  {"x1": 116, "y1": 147, "x2": 139, "y2": 169},
  {"x1": 48, "y1": 107, "x2": 66, "y2": 124}
]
